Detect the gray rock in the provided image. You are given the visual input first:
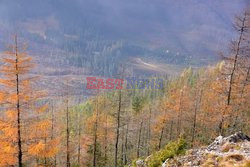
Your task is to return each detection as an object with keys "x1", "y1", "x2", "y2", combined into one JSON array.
[
  {"x1": 224, "y1": 132, "x2": 250, "y2": 143},
  {"x1": 136, "y1": 159, "x2": 145, "y2": 167},
  {"x1": 160, "y1": 132, "x2": 249, "y2": 167},
  {"x1": 207, "y1": 135, "x2": 223, "y2": 151},
  {"x1": 207, "y1": 132, "x2": 250, "y2": 151}
]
